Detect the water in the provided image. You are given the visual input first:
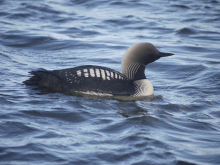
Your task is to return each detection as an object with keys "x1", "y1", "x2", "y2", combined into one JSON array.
[{"x1": 0, "y1": 0, "x2": 220, "y2": 164}]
